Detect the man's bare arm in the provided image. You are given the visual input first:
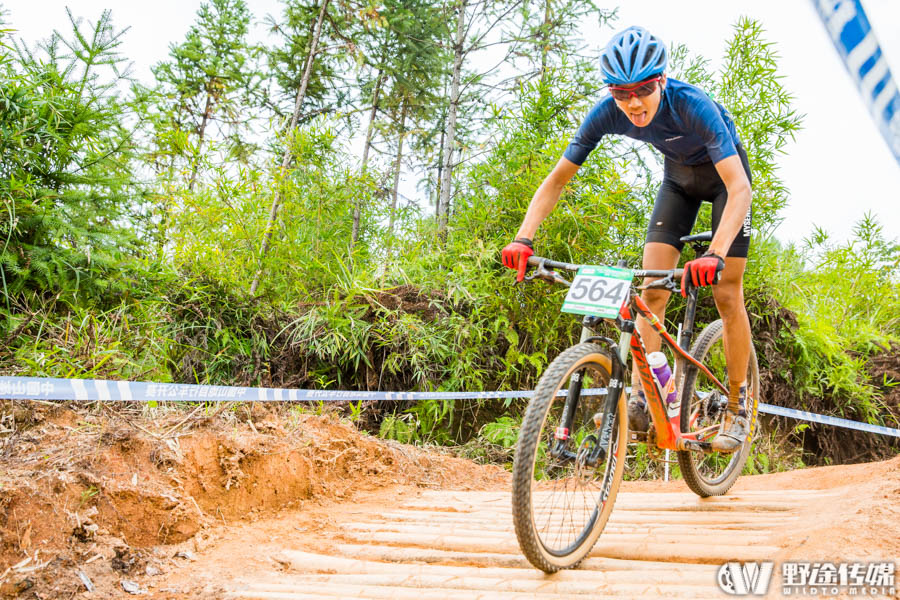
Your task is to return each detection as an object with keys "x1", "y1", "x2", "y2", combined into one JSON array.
[
  {"x1": 709, "y1": 154, "x2": 752, "y2": 257},
  {"x1": 515, "y1": 156, "x2": 581, "y2": 240}
]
